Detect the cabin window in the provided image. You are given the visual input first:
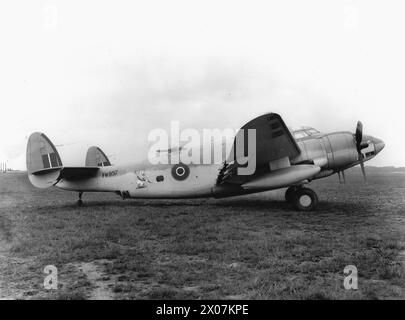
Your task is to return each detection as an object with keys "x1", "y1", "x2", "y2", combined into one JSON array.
[
  {"x1": 156, "y1": 175, "x2": 164, "y2": 182},
  {"x1": 292, "y1": 127, "x2": 320, "y2": 139}
]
